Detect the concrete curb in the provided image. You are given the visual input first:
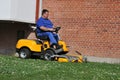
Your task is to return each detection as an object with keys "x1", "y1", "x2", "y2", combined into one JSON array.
[{"x1": 86, "y1": 56, "x2": 120, "y2": 64}]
